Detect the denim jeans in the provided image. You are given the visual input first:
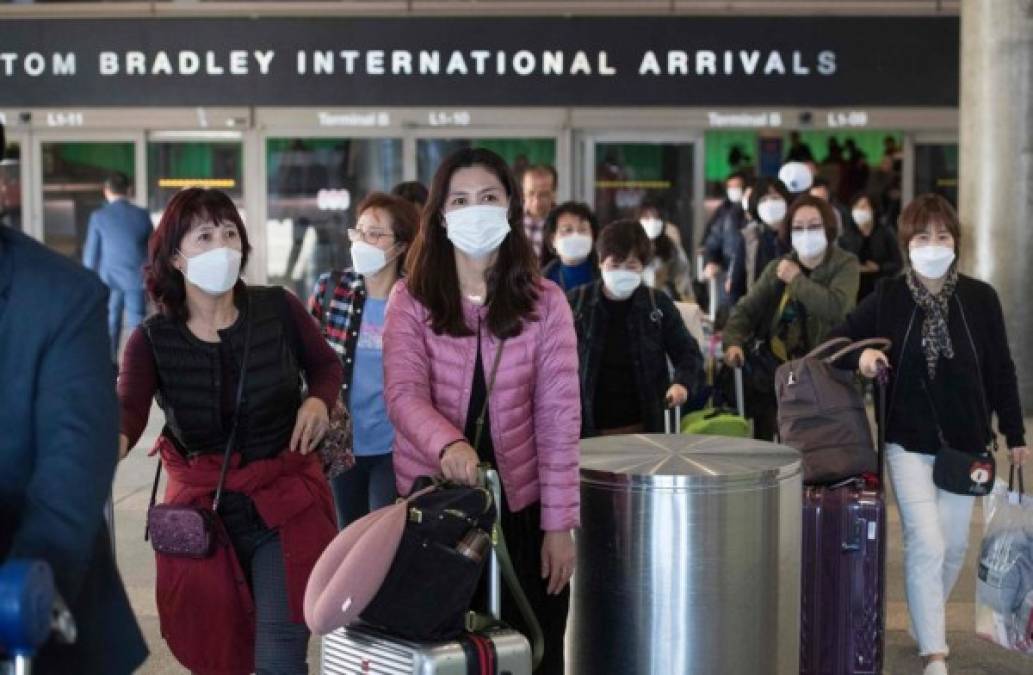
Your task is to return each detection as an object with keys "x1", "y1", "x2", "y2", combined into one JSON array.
[
  {"x1": 886, "y1": 443, "x2": 976, "y2": 656},
  {"x1": 220, "y1": 493, "x2": 310, "y2": 675},
  {"x1": 107, "y1": 287, "x2": 146, "y2": 362},
  {"x1": 329, "y1": 453, "x2": 397, "y2": 530}
]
